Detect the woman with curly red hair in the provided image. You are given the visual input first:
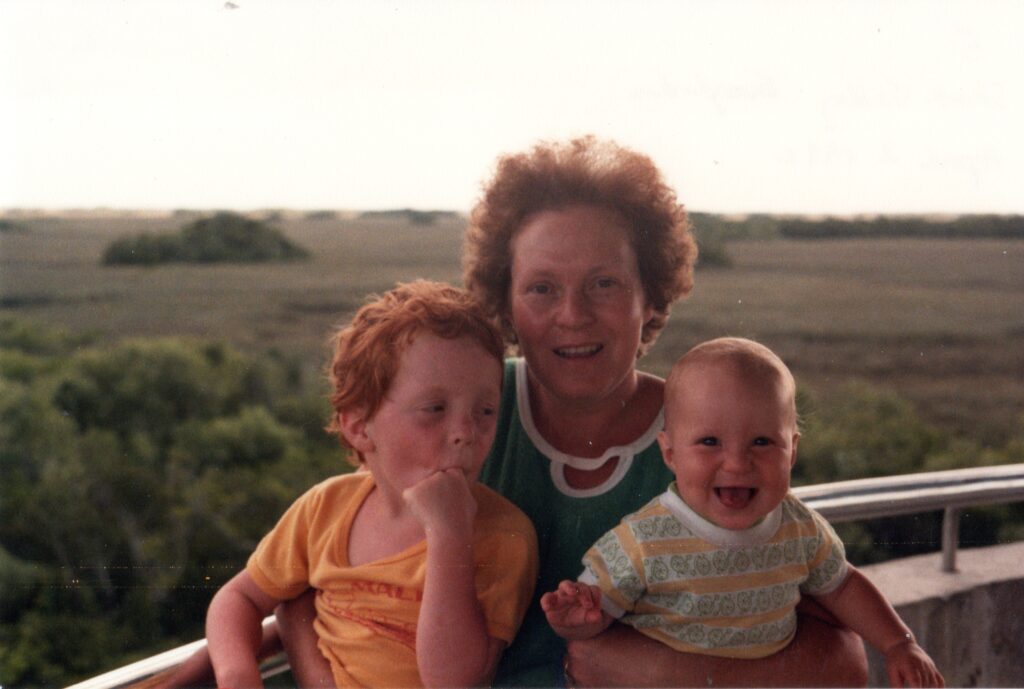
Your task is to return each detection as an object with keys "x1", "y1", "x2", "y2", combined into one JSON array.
[{"x1": 464, "y1": 136, "x2": 865, "y2": 688}]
